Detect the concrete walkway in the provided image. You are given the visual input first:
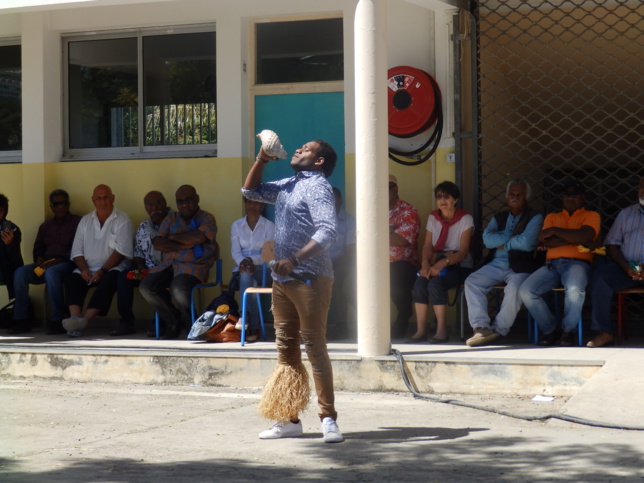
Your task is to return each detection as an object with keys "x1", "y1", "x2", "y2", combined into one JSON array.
[
  {"x1": 2, "y1": 379, "x2": 644, "y2": 482},
  {"x1": 1, "y1": 329, "x2": 643, "y2": 430}
]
